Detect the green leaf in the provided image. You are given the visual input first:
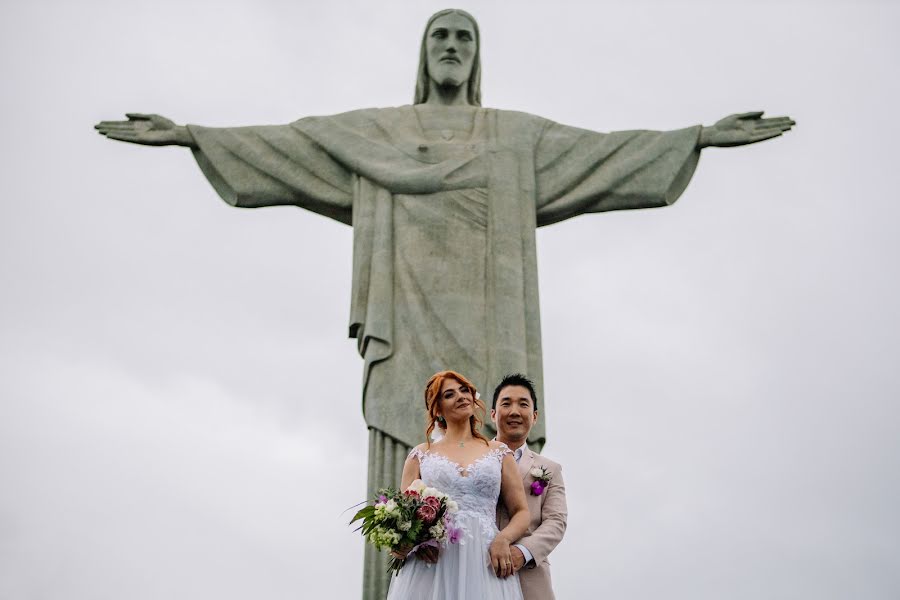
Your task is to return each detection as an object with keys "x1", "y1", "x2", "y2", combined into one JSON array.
[{"x1": 349, "y1": 505, "x2": 376, "y2": 525}]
